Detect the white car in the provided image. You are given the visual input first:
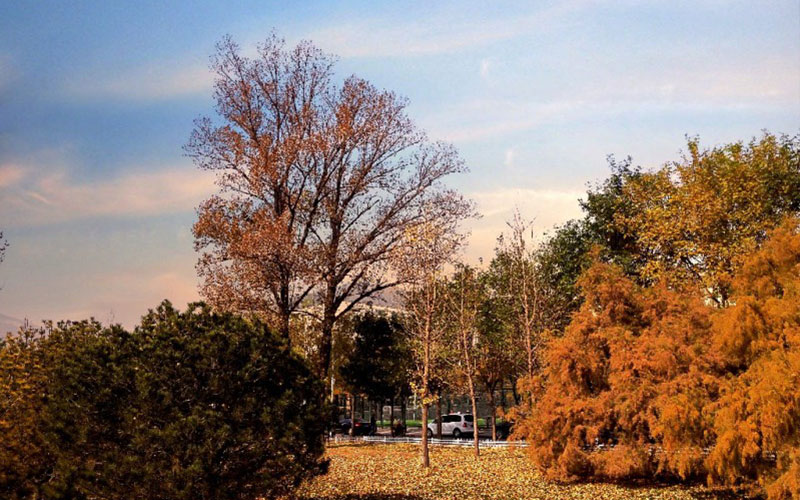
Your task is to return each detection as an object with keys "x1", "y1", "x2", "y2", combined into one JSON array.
[{"x1": 426, "y1": 413, "x2": 475, "y2": 439}]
